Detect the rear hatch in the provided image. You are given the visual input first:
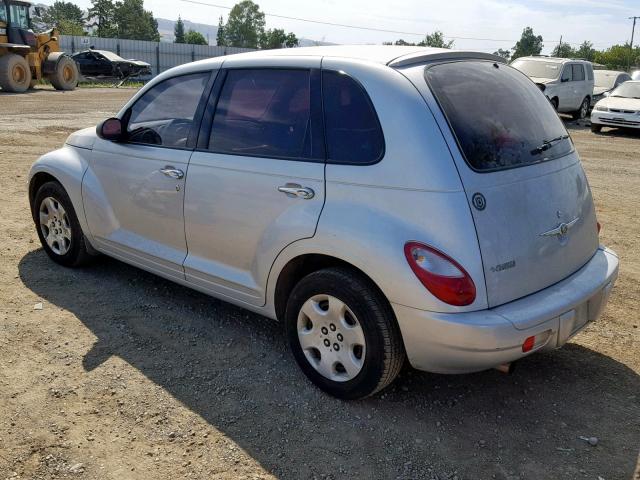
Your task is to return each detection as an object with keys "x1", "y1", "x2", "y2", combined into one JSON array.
[{"x1": 423, "y1": 60, "x2": 599, "y2": 307}]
